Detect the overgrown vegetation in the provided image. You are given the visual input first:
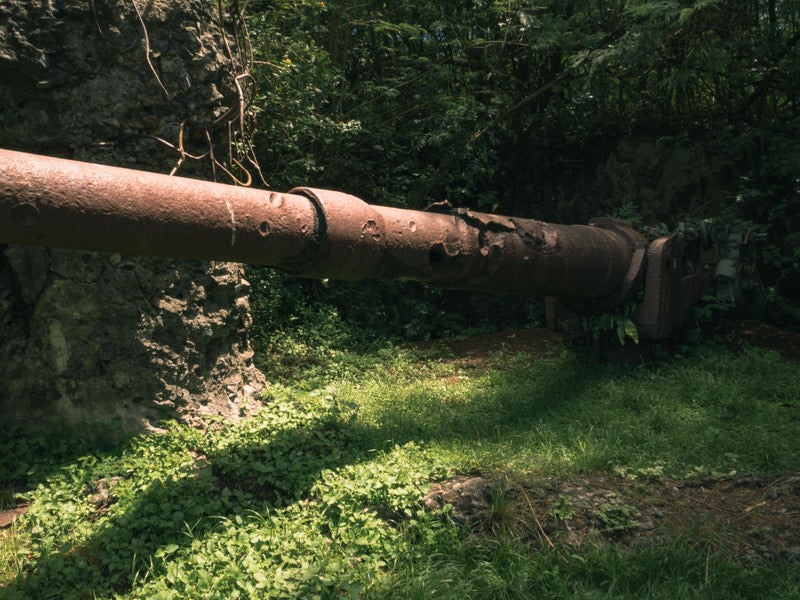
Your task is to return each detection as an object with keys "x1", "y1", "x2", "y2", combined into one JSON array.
[
  {"x1": 246, "y1": 268, "x2": 543, "y2": 385},
  {"x1": 2, "y1": 339, "x2": 799, "y2": 598},
  {"x1": 243, "y1": 0, "x2": 800, "y2": 326}
]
